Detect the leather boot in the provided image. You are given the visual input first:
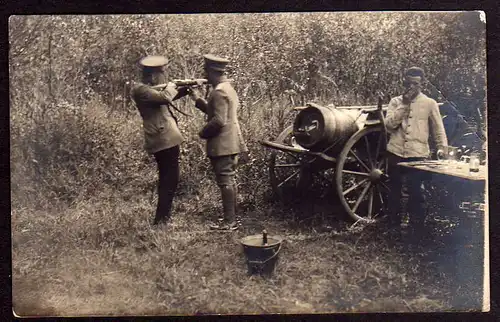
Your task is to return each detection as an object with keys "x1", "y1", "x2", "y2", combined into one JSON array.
[
  {"x1": 209, "y1": 185, "x2": 238, "y2": 231},
  {"x1": 233, "y1": 183, "x2": 241, "y2": 224},
  {"x1": 221, "y1": 184, "x2": 236, "y2": 223}
]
